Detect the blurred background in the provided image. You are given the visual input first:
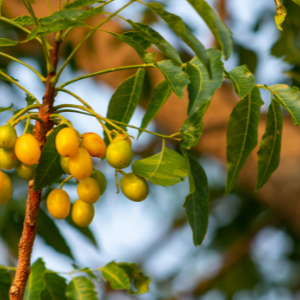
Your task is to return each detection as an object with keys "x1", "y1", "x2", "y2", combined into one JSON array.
[{"x1": 1, "y1": 0, "x2": 300, "y2": 299}]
